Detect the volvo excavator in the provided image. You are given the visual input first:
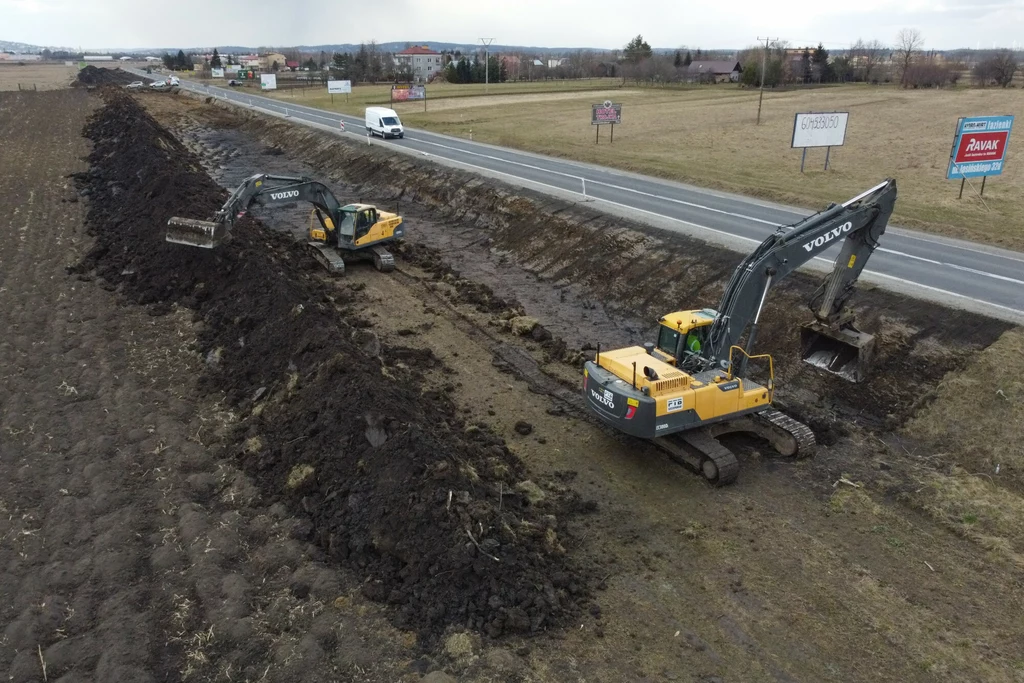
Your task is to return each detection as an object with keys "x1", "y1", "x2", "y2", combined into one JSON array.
[
  {"x1": 166, "y1": 174, "x2": 404, "y2": 274},
  {"x1": 583, "y1": 179, "x2": 897, "y2": 486}
]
